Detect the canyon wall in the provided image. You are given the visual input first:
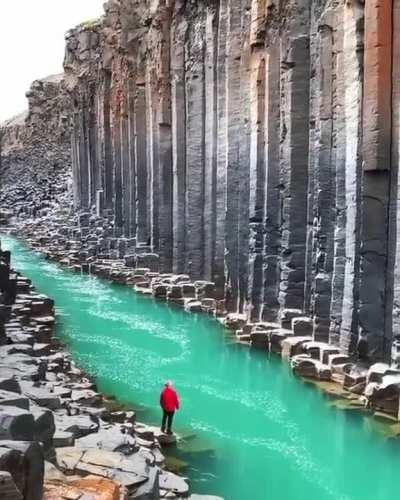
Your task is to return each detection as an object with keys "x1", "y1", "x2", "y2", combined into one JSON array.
[
  {"x1": 2, "y1": 0, "x2": 400, "y2": 364},
  {"x1": 0, "y1": 74, "x2": 72, "y2": 215}
]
